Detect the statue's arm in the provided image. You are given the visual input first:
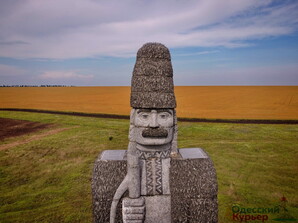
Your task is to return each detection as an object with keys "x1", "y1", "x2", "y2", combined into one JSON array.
[
  {"x1": 110, "y1": 142, "x2": 144, "y2": 223},
  {"x1": 110, "y1": 174, "x2": 129, "y2": 223}
]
